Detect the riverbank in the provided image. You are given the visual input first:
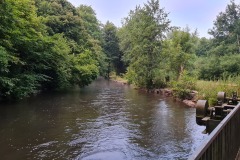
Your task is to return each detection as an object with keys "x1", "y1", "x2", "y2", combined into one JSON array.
[
  {"x1": 110, "y1": 76, "x2": 197, "y2": 107},
  {"x1": 110, "y1": 75, "x2": 240, "y2": 107},
  {"x1": 110, "y1": 76, "x2": 128, "y2": 85},
  {"x1": 147, "y1": 88, "x2": 197, "y2": 108}
]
